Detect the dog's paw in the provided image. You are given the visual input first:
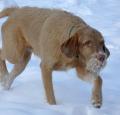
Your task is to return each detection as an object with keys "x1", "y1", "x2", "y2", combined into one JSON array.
[
  {"x1": 0, "y1": 75, "x2": 11, "y2": 90},
  {"x1": 0, "y1": 81, "x2": 10, "y2": 90},
  {"x1": 91, "y1": 93, "x2": 102, "y2": 108},
  {"x1": 0, "y1": 82, "x2": 5, "y2": 90}
]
